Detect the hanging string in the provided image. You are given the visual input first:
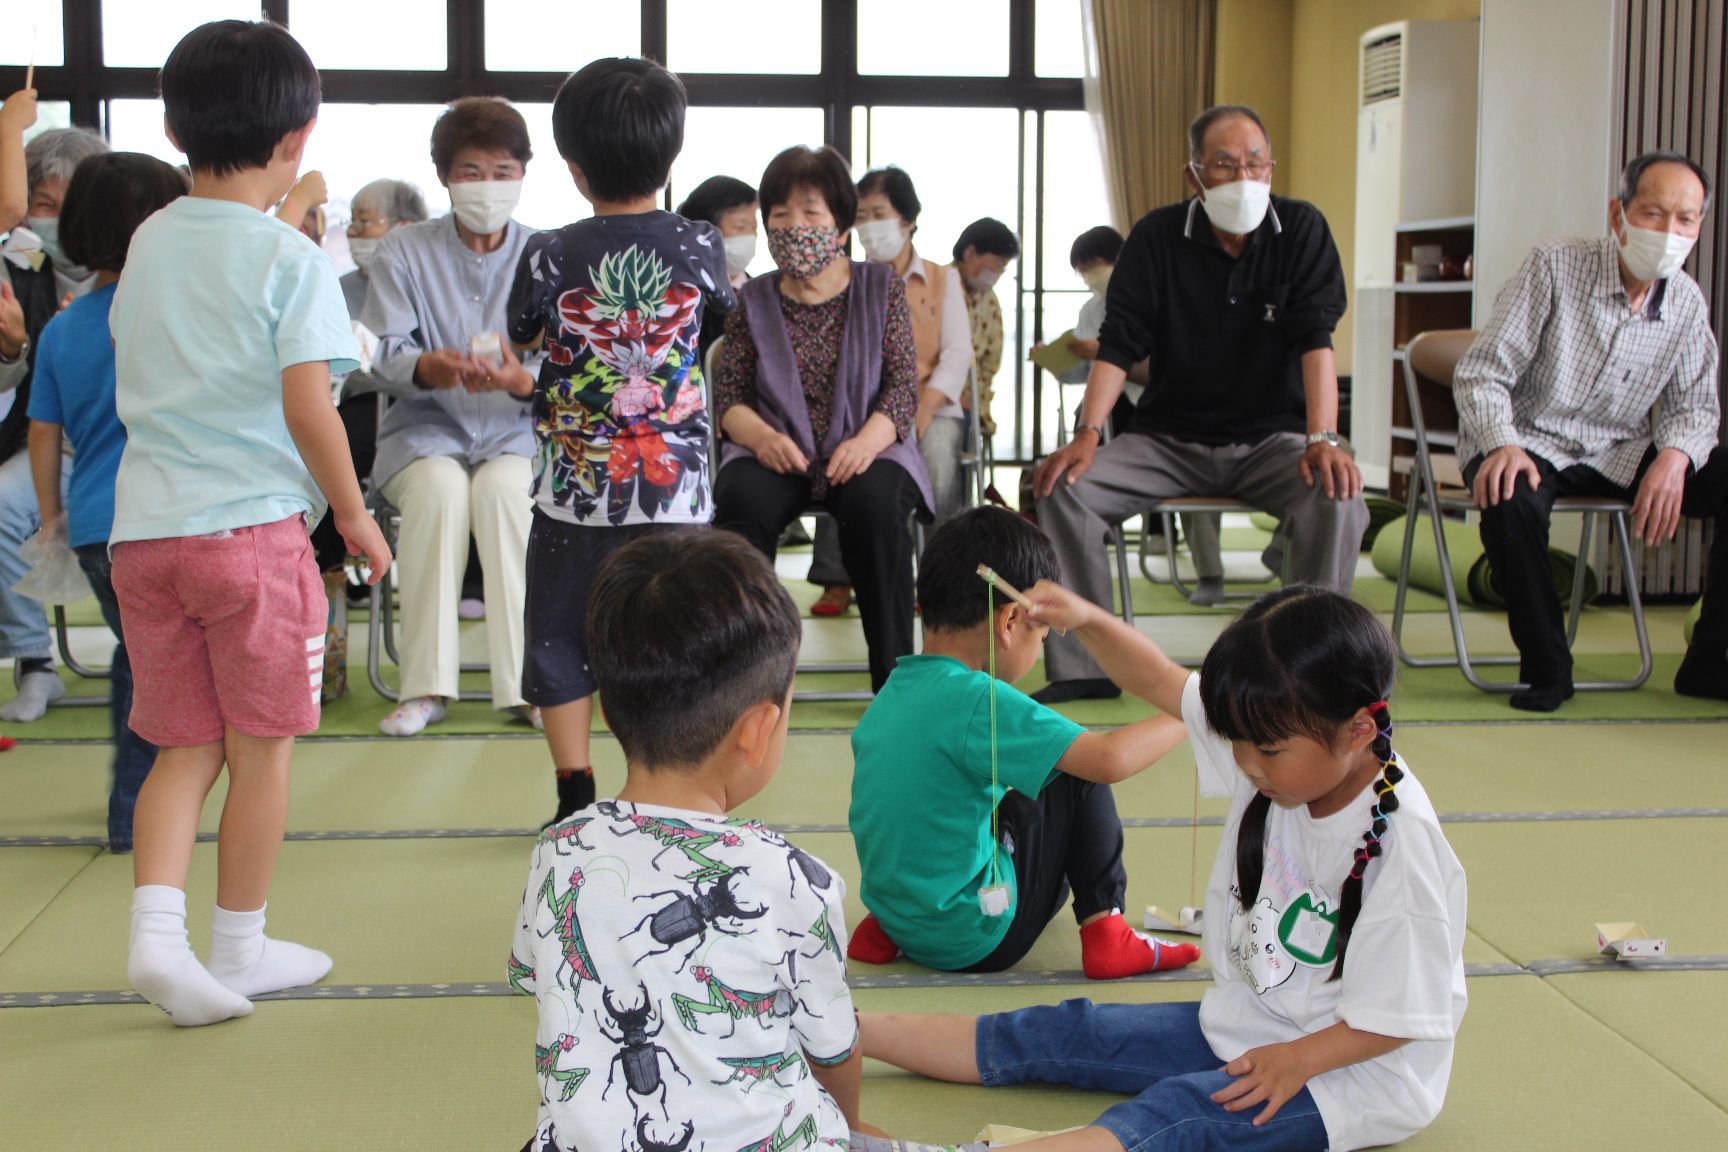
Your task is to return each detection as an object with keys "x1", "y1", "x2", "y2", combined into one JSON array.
[{"x1": 987, "y1": 580, "x2": 1001, "y2": 889}]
